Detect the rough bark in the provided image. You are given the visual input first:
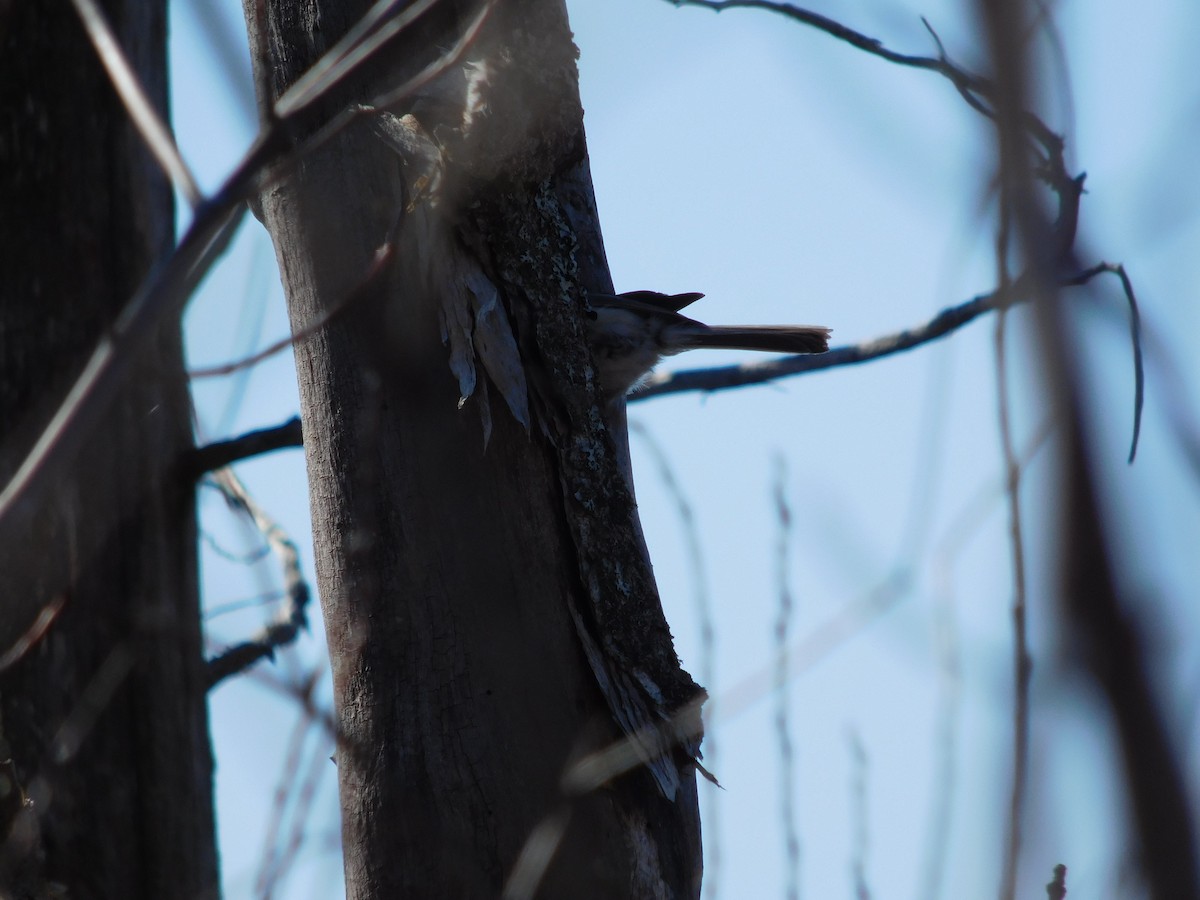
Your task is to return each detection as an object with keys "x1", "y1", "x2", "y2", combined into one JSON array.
[
  {"x1": 242, "y1": 0, "x2": 704, "y2": 896},
  {"x1": 0, "y1": 3, "x2": 218, "y2": 898}
]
